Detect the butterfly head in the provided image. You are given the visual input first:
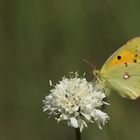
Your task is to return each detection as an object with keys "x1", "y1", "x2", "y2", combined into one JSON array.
[{"x1": 93, "y1": 69, "x2": 105, "y2": 83}]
